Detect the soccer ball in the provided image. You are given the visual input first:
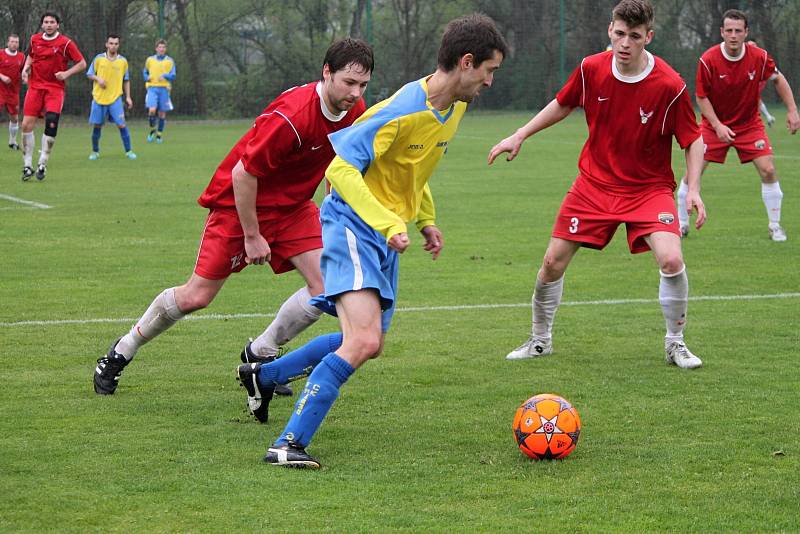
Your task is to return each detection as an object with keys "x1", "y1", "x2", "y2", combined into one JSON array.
[{"x1": 513, "y1": 393, "x2": 581, "y2": 460}]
